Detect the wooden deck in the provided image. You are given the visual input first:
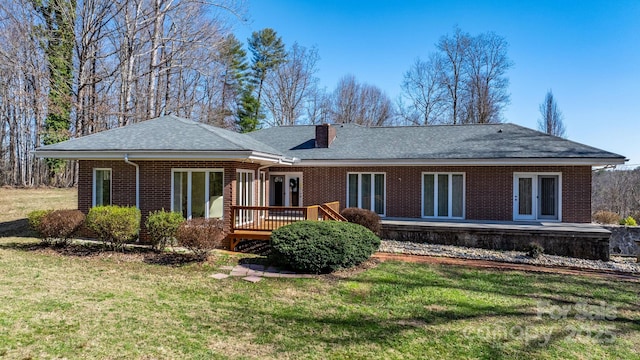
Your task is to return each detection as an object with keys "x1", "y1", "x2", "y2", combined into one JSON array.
[{"x1": 229, "y1": 201, "x2": 345, "y2": 251}]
